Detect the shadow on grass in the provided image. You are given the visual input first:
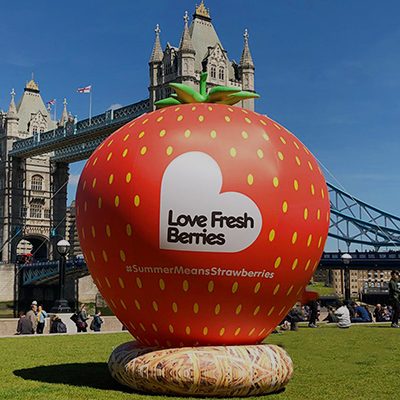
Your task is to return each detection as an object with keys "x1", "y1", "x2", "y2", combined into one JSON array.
[{"x1": 13, "y1": 362, "x2": 129, "y2": 392}]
